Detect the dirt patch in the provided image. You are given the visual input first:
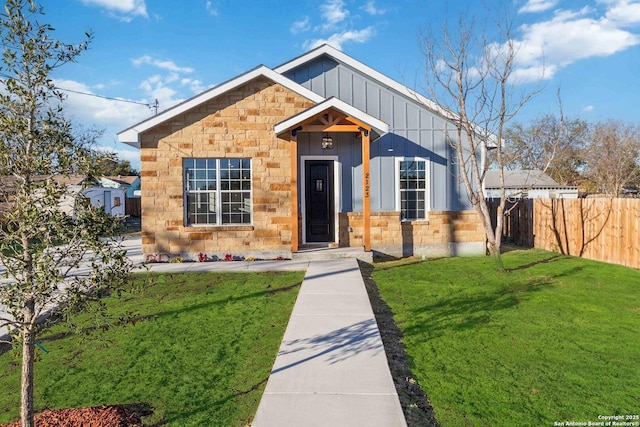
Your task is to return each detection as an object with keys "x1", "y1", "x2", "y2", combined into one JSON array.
[
  {"x1": 359, "y1": 261, "x2": 440, "y2": 427},
  {"x1": 0, "y1": 405, "x2": 145, "y2": 427}
]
